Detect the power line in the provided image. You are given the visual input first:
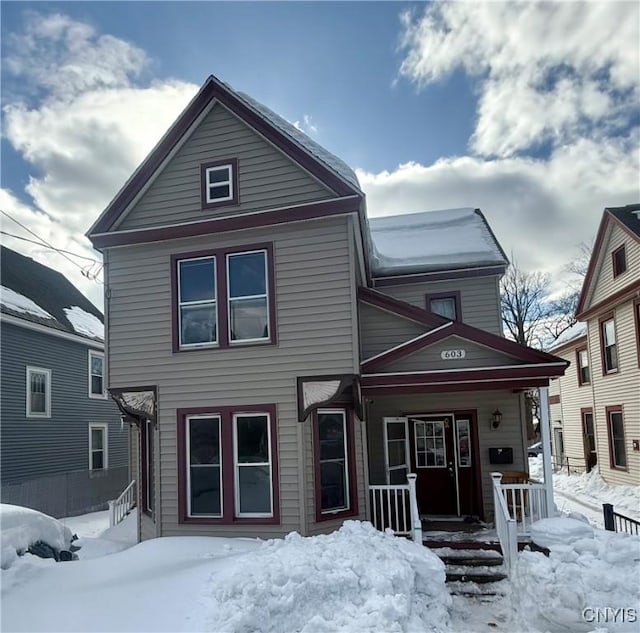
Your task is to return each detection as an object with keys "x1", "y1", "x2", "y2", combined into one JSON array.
[
  {"x1": 0, "y1": 230, "x2": 99, "y2": 262},
  {"x1": 0, "y1": 209, "x2": 103, "y2": 282}
]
